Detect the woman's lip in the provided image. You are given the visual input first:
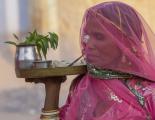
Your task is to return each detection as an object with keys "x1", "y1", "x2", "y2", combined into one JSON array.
[
  {"x1": 86, "y1": 48, "x2": 97, "y2": 51},
  {"x1": 85, "y1": 51, "x2": 98, "y2": 56},
  {"x1": 85, "y1": 53, "x2": 99, "y2": 58}
]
